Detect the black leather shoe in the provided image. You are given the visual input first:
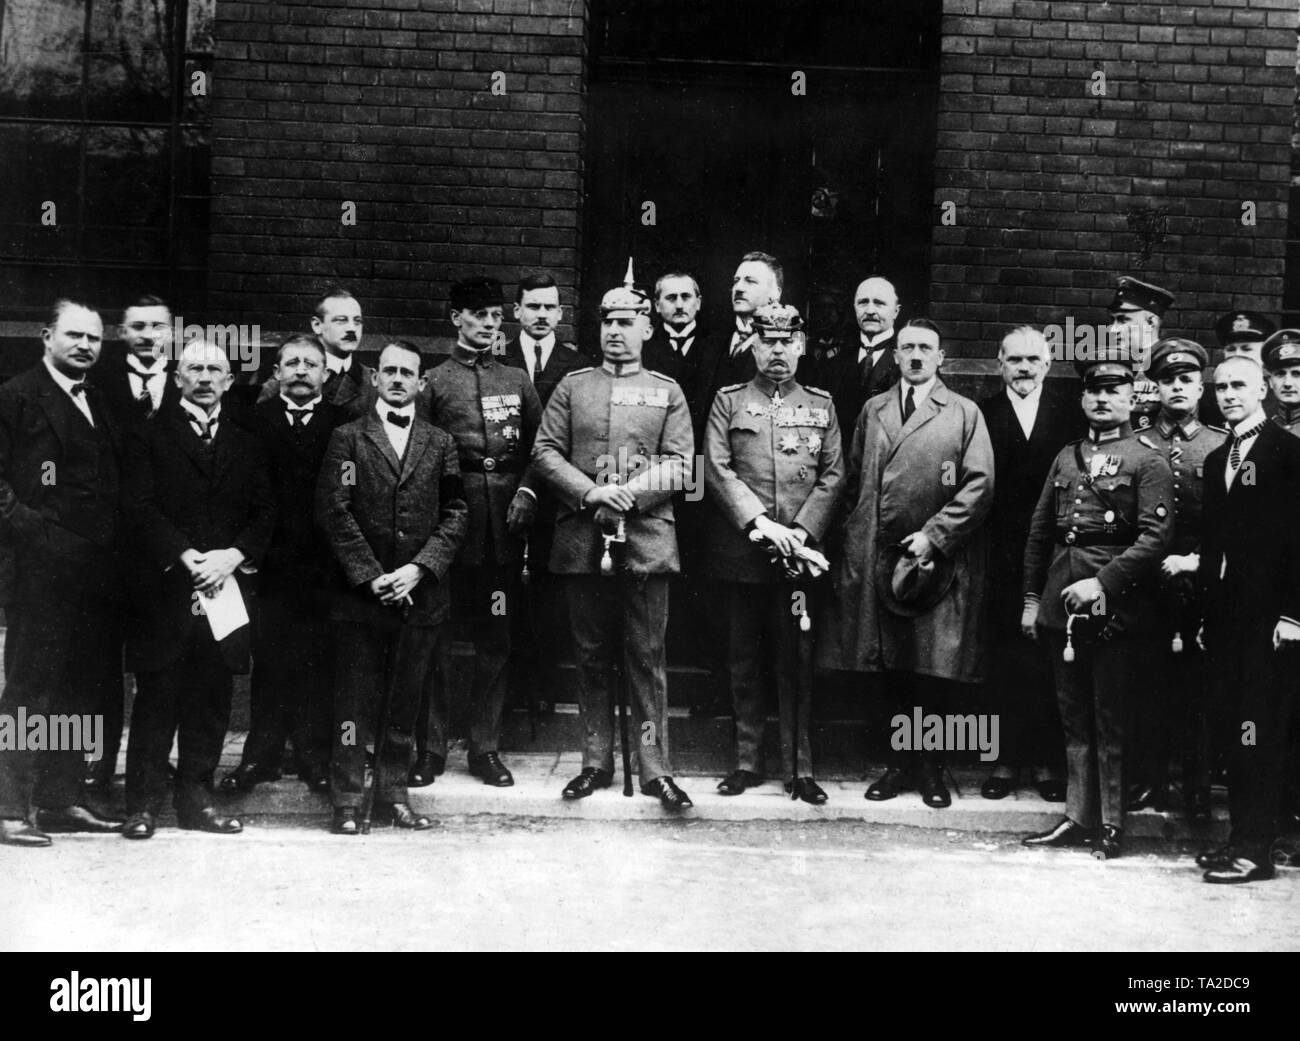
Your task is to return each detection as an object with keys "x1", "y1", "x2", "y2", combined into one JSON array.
[
  {"x1": 642, "y1": 776, "x2": 692, "y2": 811},
  {"x1": 379, "y1": 802, "x2": 432, "y2": 830},
  {"x1": 786, "y1": 777, "x2": 829, "y2": 805},
  {"x1": 1034, "y1": 778, "x2": 1067, "y2": 803},
  {"x1": 1186, "y1": 786, "x2": 1212, "y2": 823},
  {"x1": 1022, "y1": 818, "x2": 1092, "y2": 848},
  {"x1": 407, "y1": 752, "x2": 445, "y2": 788},
  {"x1": 981, "y1": 775, "x2": 1013, "y2": 800},
  {"x1": 1204, "y1": 856, "x2": 1274, "y2": 884},
  {"x1": 0, "y1": 817, "x2": 51, "y2": 847},
  {"x1": 865, "y1": 766, "x2": 909, "y2": 801},
  {"x1": 1196, "y1": 844, "x2": 1233, "y2": 870},
  {"x1": 1092, "y1": 823, "x2": 1123, "y2": 860},
  {"x1": 717, "y1": 769, "x2": 762, "y2": 795},
  {"x1": 37, "y1": 804, "x2": 124, "y2": 833},
  {"x1": 331, "y1": 808, "x2": 359, "y2": 836},
  {"x1": 468, "y1": 751, "x2": 514, "y2": 787},
  {"x1": 917, "y1": 763, "x2": 951, "y2": 809},
  {"x1": 1270, "y1": 836, "x2": 1300, "y2": 868},
  {"x1": 122, "y1": 812, "x2": 156, "y2": 840},
  {"x1": 219, "y1": 763, "x2": 280, "y2": 793},
  {"x1": 562, "y1": 768, "x2": 612, "y2": 800},
  {"x1": 178, "y1": 807, "x2": 243, "y2": 834}
]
